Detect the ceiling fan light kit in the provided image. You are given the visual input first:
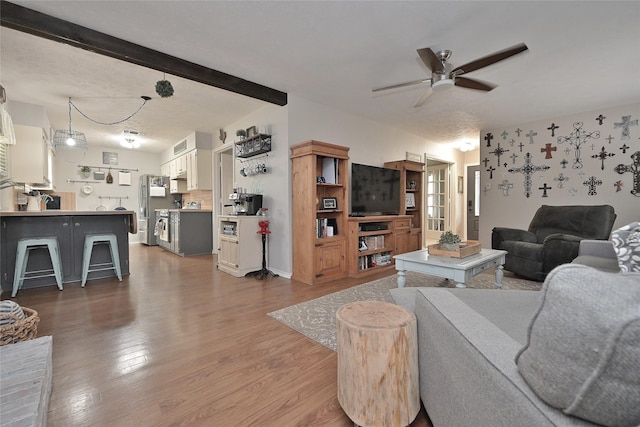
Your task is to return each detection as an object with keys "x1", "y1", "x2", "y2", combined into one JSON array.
[{"x1": 374, "y1": 42, "x2": 528, "y2": 107}]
